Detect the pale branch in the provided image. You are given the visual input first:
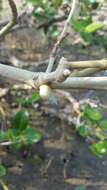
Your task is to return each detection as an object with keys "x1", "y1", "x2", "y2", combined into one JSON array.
[
  {"x1": 60, "y1": 57, "x2": 107, "y2": 69},
  {"x1": 0, "y1": 59, "x2": 71, "y2": 87},
  {"x1": 0, "y1": 63, "x2": 37, "y2": 86},
  {"x1": 0, "y1": 0, "x2": 18, "y2": 38},
  {"x1": 46, "y1": 0, "x2": 78, "y2": 73},
  {"x1": 1, "y1": 59, "x2": 107, "y2": 90},
  {"x1": 70, "y1": 68, "x2": 103, "y2": 77},
  {"x1": 53, "y1": 77, "x2": 107, "y2": 90}
]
